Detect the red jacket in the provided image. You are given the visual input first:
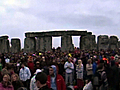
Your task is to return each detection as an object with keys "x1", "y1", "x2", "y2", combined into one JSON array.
[
  {"x1": 47, "y1": 74, "x2": 66, "y2": 90},
  {"x1": 28, "y1": 62, "x2": 34, "y2": 71}
]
